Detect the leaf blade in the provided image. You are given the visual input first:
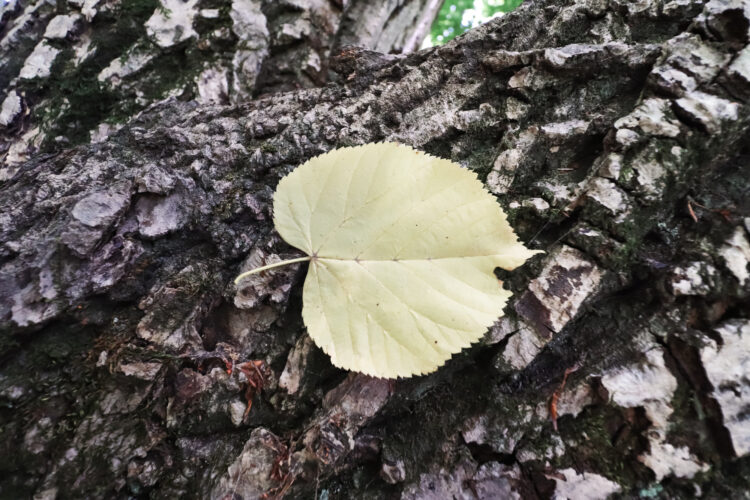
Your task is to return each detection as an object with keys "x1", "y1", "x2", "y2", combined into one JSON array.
[{"x1": 274, "y1": 142, "x2": 540, "y2": 378}]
